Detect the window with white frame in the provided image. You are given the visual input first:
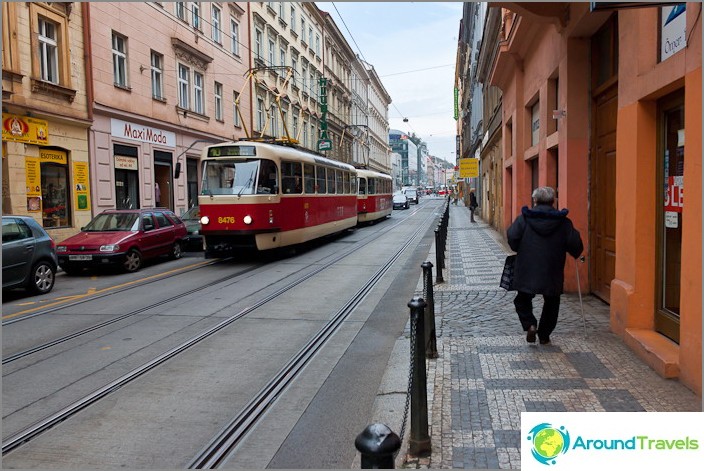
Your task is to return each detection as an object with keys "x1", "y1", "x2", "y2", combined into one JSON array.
[
  {"x1": 301, "y1": 18, "x2": 306, "y2": 42},
  {"x1": 214, "y1": 81, "x2": 223, "y2": 120},
  {"x1": 282, "y1": 110, "x2": 288, "y2": 136},
  {"x1": 280, "y1": 47, "x2": 286, "y2": 68},
  {"x1": 178, "y1": 63, "x2": 190, "y2": 108},
  {"x1": 112, "y1": 31, "x2": 128, "y2": 87},
  {"x1": 256, "y1": 98, "x2": 265, "y2": 132},
  {"x1": 303, "y1": 119, "x2": 308, "y2": 147},
  {"x1": 290, "y1": 6, "x2": 296, "y2": 32},
  {"x1": 301, "y1": 61, "x2": 307, "y2": 93},
  {"x1": 255, "y1": 28, "x2": 263, "y2": 60},
  {"x1": 308, "y1": 27, "x2": 313, "y2": 48},
  {"x1": 293, "y1": 115, "x2": 299, "y2": 138},
  {"x1": 315, "y1": 34, "x2": 320, "y2": 56},
  {"x1": 230, "y1": 18, "x2": 240, "y2": 56},
  {"x1": 150, "y1": 50, "x2": 163, "y2": 99},
  {"x1": 193, "y1": 71, "x2": 204, "y2": 114},
  {"x1": 190, "y1": 2, "x2": 201, "y2": 30},
  {"x1": 211, "y1": 4, "x2": 222, "y2": 43},
  {"x1": 175, "y1": 1, "x2": 186, "y2": 21},
  {"x1": 279, "y1": 2, "x2": 285, "y2": 19},
  {"x1": 268, "y1": 38, "x2": 275, "y2": 66},
  {"x1": 291, "y1": 57, "x2": 298, "y2": 84},
  {"x1": 38, "y1": 16, "x2": 59, "y2": 83},
  {"x1": 270, "y1": 106, "x2": 278, "y2": 137},
  {"x1": 233, "y1": 91, "x2": 241, "y2": 127}
]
